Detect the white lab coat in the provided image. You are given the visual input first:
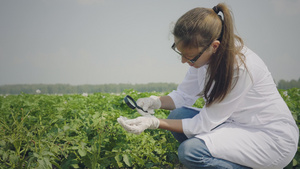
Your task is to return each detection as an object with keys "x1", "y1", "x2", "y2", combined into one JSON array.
[{"x1": 168, "y1": 46, "x2": 299, "y2": 168}]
